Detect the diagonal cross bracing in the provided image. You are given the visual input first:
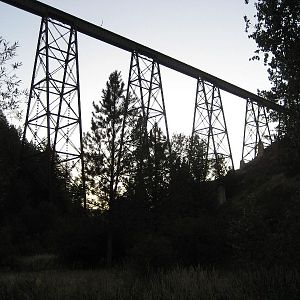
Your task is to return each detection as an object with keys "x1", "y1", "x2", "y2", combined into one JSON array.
[
  {"x1": 191, "y1": 79, "x2": 233, "y2": 179},
  {"x1": 118, "y1": 51, "x2": 171, "y2": 166},
  {"x1": 242, "y1": 100, "x2": 273, "y2": 163},
  {"x1": 22, "y1": 17, "x2": 86, "y2": 207}
]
